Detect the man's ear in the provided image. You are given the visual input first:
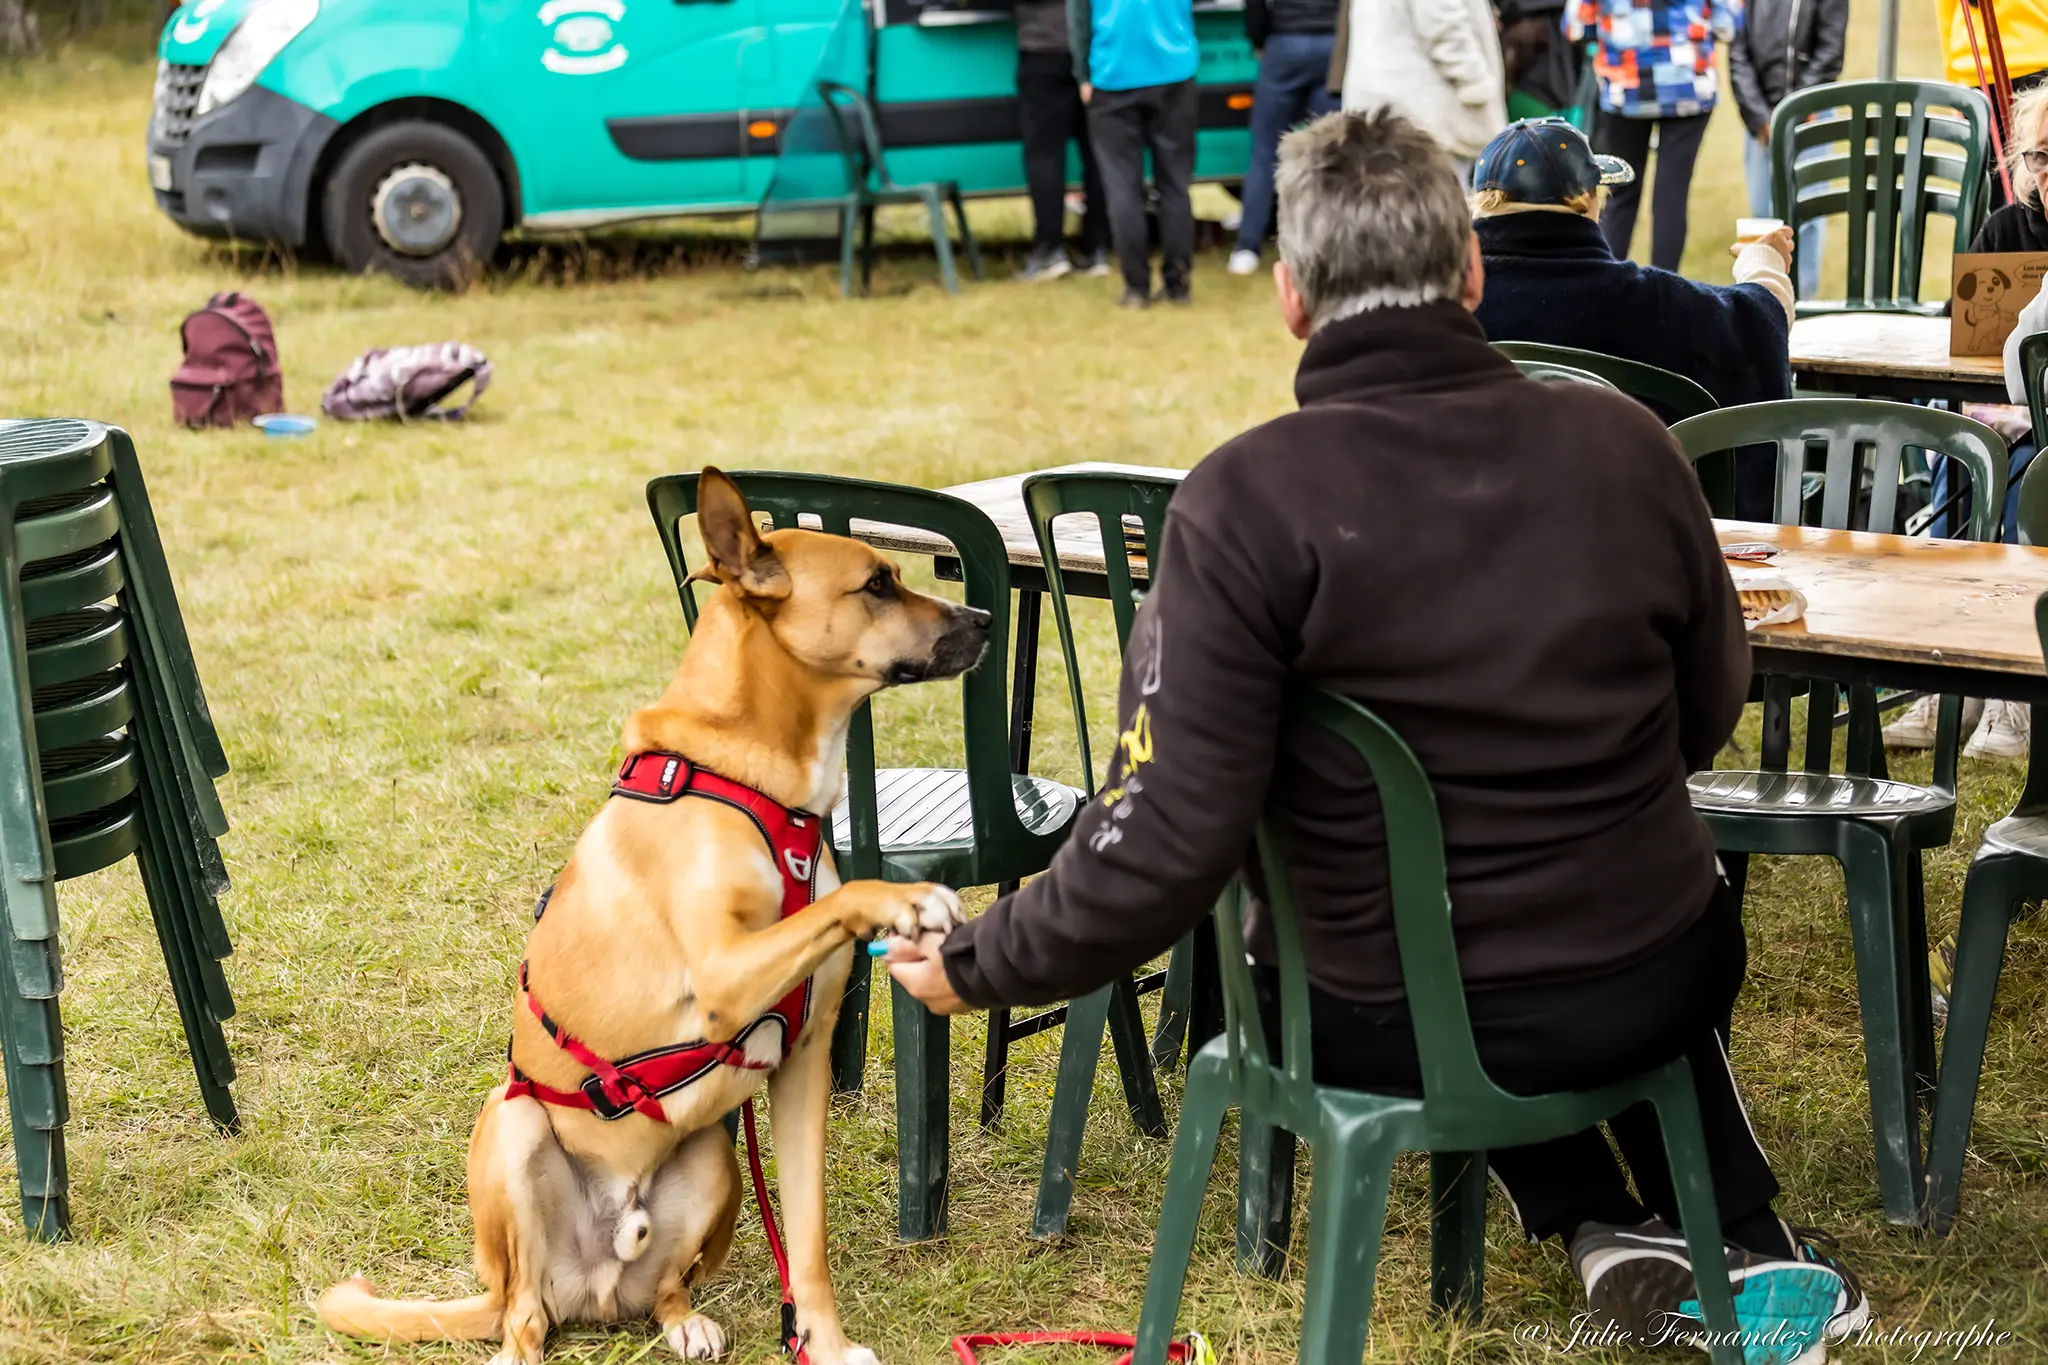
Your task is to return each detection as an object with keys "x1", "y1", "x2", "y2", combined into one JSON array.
[
  {"x1": 696, "y1": 467, "x2": 789, "y2": 599},
  {"x1": 1274, "y1": 258, "x2": 1313, "y2": 340},
  {"x1": 1460, "y1": 232, "x2": 1485, "y2": 313}
]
